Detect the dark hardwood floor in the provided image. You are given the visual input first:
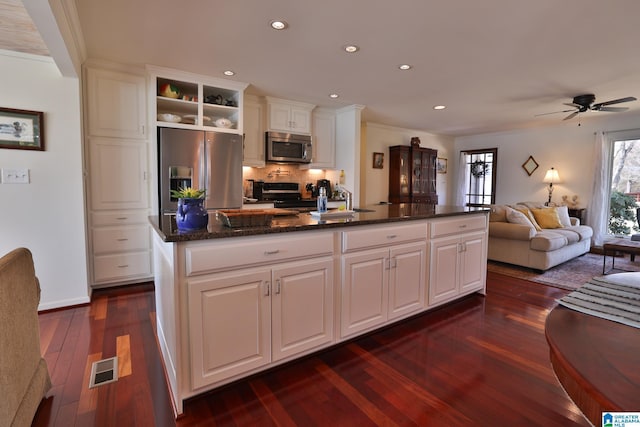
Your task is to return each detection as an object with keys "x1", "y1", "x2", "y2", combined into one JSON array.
[{"x1": 32, "y1": 272, "x2": 591, "y2": 426}]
